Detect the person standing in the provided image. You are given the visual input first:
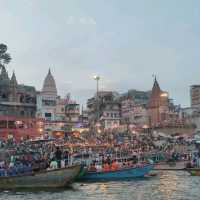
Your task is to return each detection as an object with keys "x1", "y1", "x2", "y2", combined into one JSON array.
[{"x1": 55, "y1": 147, "x2": 62, "y2": 168}]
